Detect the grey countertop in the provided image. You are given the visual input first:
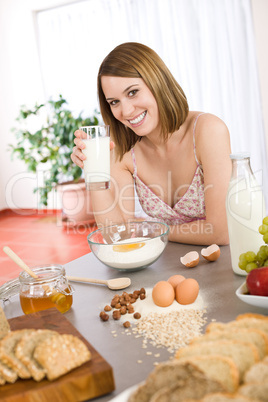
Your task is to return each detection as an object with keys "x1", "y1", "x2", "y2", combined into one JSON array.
[{"x1": 2, "y1": 242, "x2": 267, "y2": 401}]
